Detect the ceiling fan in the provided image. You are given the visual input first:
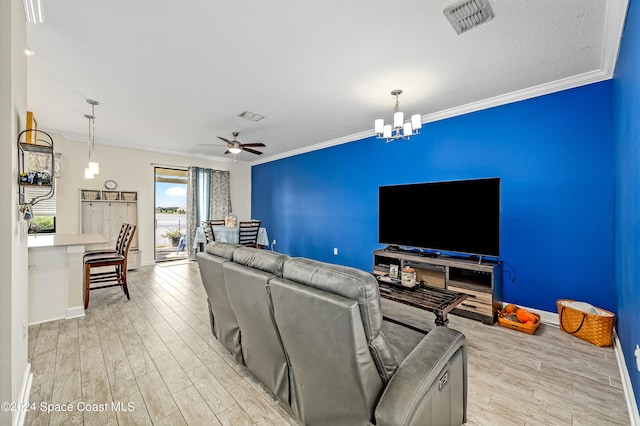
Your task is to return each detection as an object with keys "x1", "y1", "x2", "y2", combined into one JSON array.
[{"x1": 214, "y1": 132, "x2": 266, "y2": 156}]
